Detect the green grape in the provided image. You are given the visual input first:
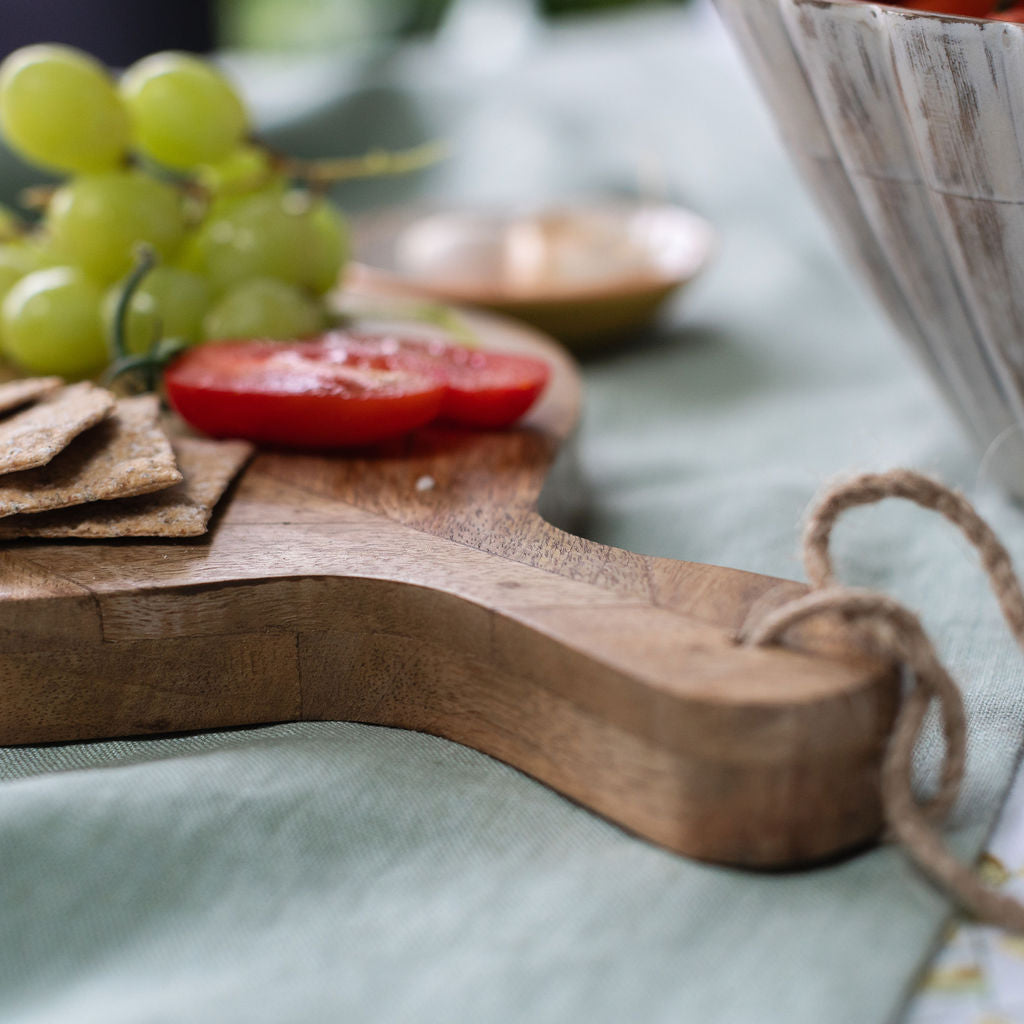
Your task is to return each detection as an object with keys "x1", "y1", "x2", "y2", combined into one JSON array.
[
  {"x1": 26, "y1": 240, "x2": 64, "y2": 279},
  {"x1": 2, "y1": 266, "x2": 107, "y2": 377},
  {"x1": 0, "y1": 260, "x2": 25, "y2": 319},
  {"x1": 175, "y1": 228, "x2": 208, "y2": 277},
  {"x1": 0, "y1": 261, "x2": 21, "y2": 298},
  {"x1": 120, "y1": 52, "x2": 248, "y2": 170},
  {"x1": 0, "y1": 240, "x2": 41, "y2": 277},
  {"x1": 102, "y1": 266, "x2": 212, "y2": 355},
  {"x1": 181, "y1": 190, "x2": 310, "y2": 293},
  {"x1": 0, "y1": 240, "x2": 44, "y2": 317},
  {"x1": 201, "y1": 171, "x2": 288, "y2": 226},
  {"x1": 0, "y1": 246, "x2": 29, "y2": 357},
  {"x1": 47, "y1": 170, "x2": 186, "y2": 284},
  {"x1": 0, "y1": 44, "x2": 129, "y2": 173},
  {"x1": 0, "y1": 235, "x2": 67, "y2": 350},
  {"x1": 197, "y1": 144, "x2": 279, "y2": 198},
  {"x1": 13, "y1": 231, "x2": 64, "y2": 272},
  {"x1": 300, "y1": 197, "x2": 349, "y2": 294},
  {"x1": 202, "y1": 277, "x2": 325, "y2": 341}
]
